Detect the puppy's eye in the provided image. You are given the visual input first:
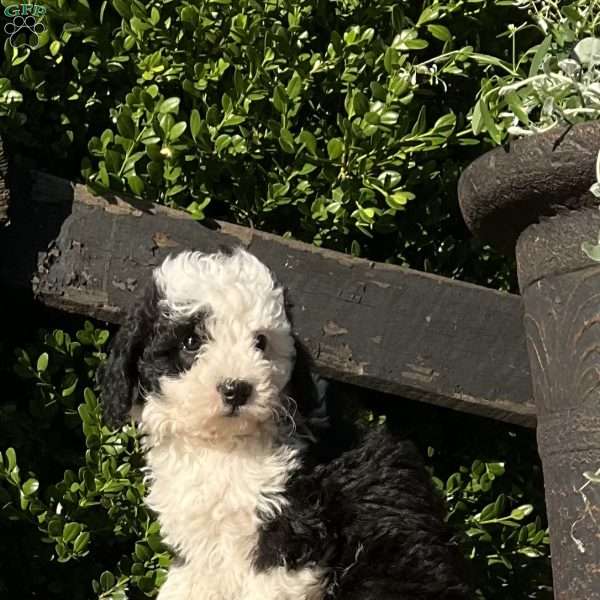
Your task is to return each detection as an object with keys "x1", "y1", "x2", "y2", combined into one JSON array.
[
  {"x1": 255, "y1": 334, "x2": 267, "y2": 352},
  {"x1": 182, "y1": 333, "x2": 204, "y2": 352}
]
